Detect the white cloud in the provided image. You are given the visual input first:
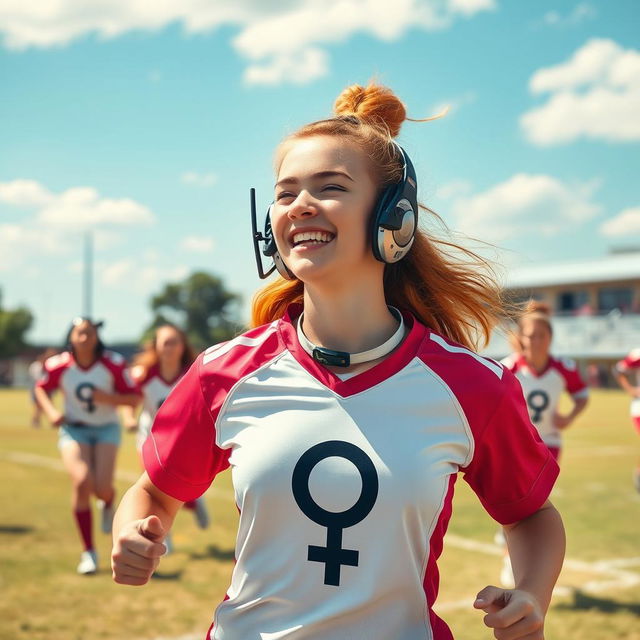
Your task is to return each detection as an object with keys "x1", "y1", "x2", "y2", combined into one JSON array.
[
  {"x1": 180, "y1": 235, "x2": 215, "y2": 253},
  {"x1": 0, "y1": 223, "x2": 69, "y2": 271},
  {"x1": 428, "y1": 91, "x2": 475, "y2": 119},
  {"x1": 181, "y1": 171, "x2": 218, "y2": 188},
  {"x1": 449, "y1": 173, "x2": 601, "y2": 242},
  {"x1": 540, "y1": 3, "x2": 596, "y2": 28},
  {"x1": 0, "y1": 179, "x2": 53, "y2": 207},
  {"x1": 521, "y1": 39, "x2": 640, "y2": 145},
  {"x1": 435, "y1": 179, "x2": 472, "y2": 200},
  {"x1": 101, "y1": 258, "x2": 189, "y2": 293},
  {"x1": 0, "y1": 179, "x2": 155, "y2": 228},
  {"x1": 0, "y1": 1, "x2": 495, "y2": 87},
  {"x1": 600, "y1": 207, "x2": 640, "y2": 237}
]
